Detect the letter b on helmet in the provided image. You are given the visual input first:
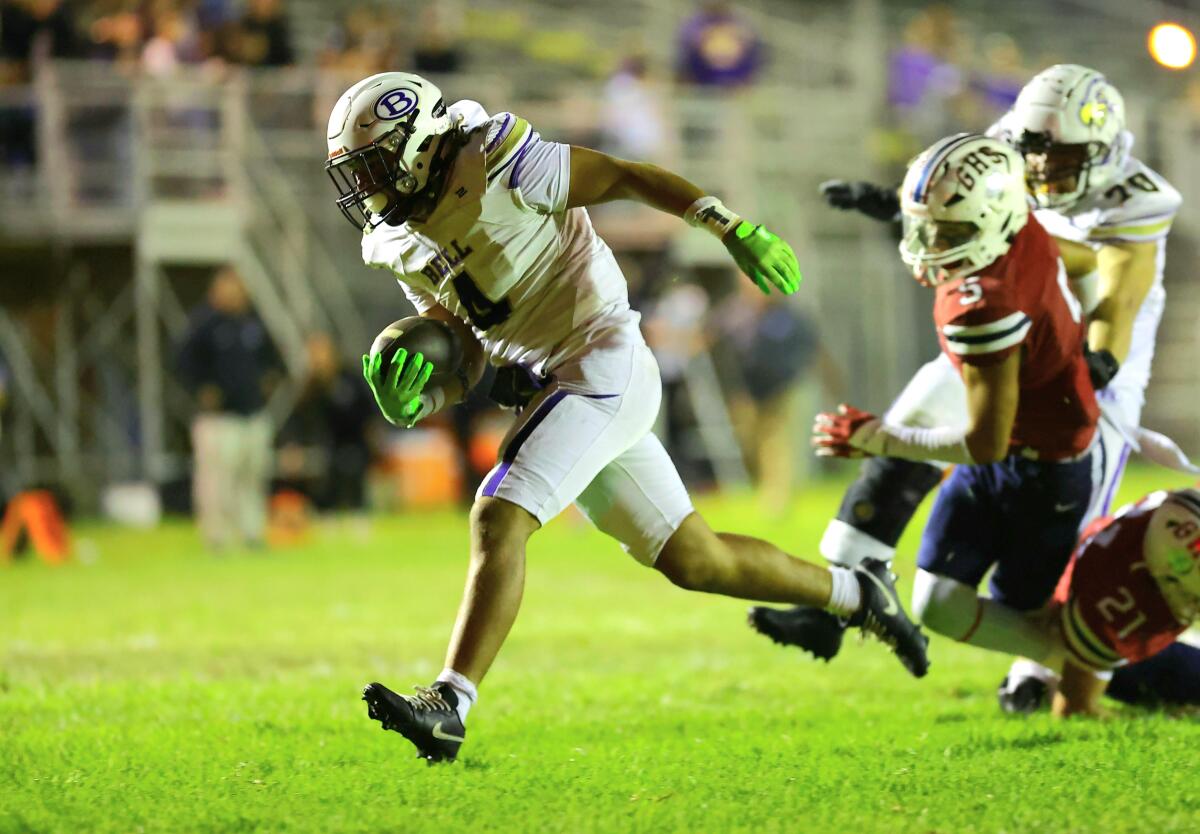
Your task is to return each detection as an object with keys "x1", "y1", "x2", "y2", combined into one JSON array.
[{"x1": 374, "y1": 88, "x2": 419, "y2": 121}]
